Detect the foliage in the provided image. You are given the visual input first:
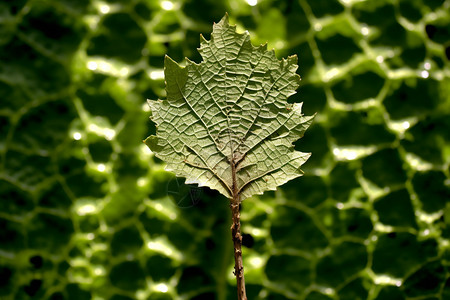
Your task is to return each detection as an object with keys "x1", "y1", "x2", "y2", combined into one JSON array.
[
  {"x1": 145, "y1": 15, "x2": 314, "y2": 200},
  {"x1": 1, "y1": 0, "x2": 449, "y2": 300}
]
